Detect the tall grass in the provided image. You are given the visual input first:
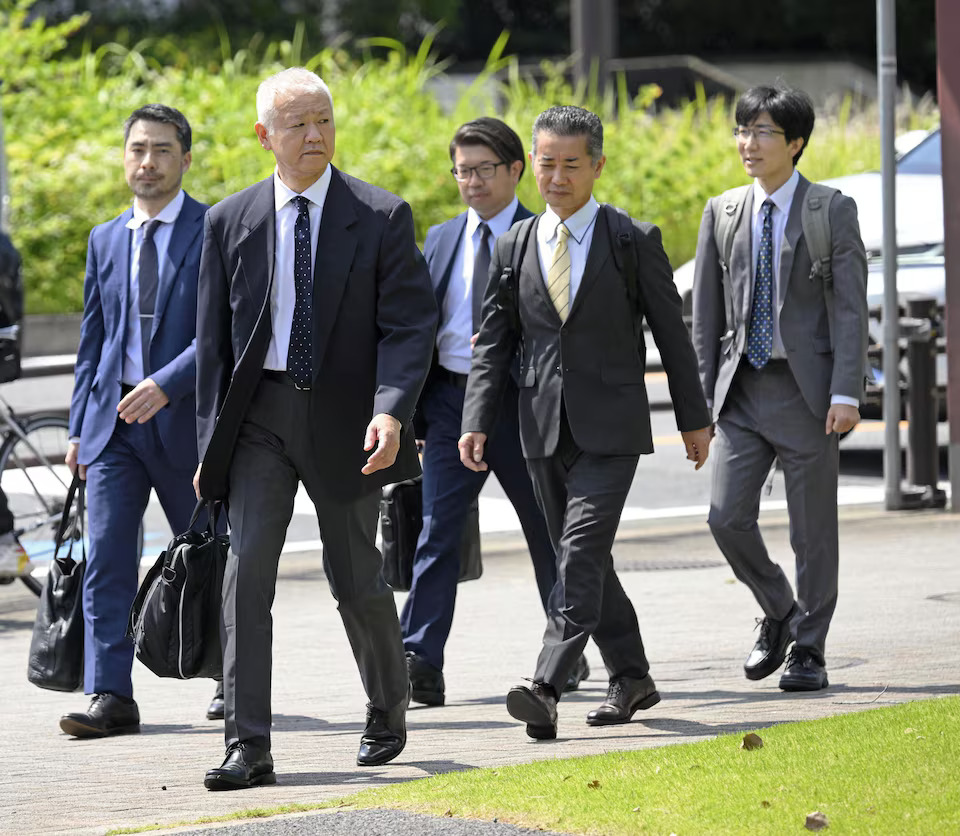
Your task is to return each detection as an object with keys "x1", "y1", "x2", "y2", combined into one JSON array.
[{"x1": 0, "y1": 2, "x2": 938, "y2": 313}]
